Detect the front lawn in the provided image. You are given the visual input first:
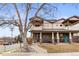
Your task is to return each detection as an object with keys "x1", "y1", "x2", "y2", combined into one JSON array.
[{"x1": 39, "y1": 43, "x2": 79, "y2": 53}]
